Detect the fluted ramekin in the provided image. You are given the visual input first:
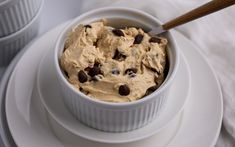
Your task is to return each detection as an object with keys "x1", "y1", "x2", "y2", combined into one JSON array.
[
  {"x1": 0, "y1": 0, "x2": 43, "y2": 37},
  {"x1": 0, "y1": 0, "x2": 43, "y2": 66},
  {"x1": 54, "y1": 7, "x2": 179, "y2": 132}
]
